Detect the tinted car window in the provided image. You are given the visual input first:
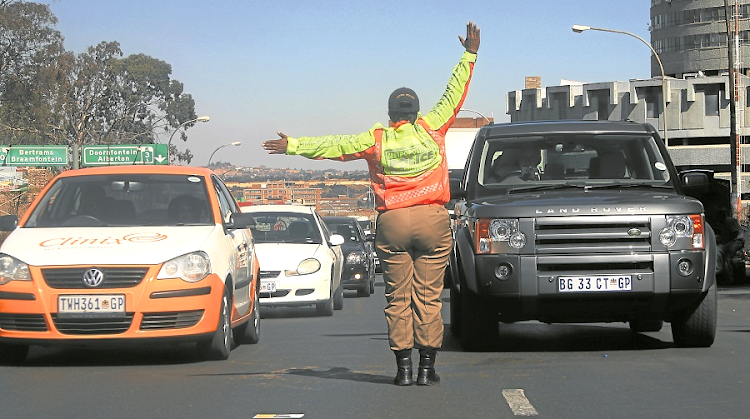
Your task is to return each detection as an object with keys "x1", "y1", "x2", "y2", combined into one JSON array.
[{"x1": 473, "y1": 133, "x2": 672, "y2": 199}]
